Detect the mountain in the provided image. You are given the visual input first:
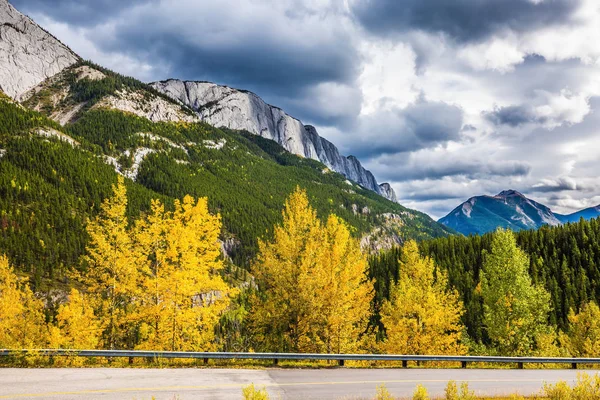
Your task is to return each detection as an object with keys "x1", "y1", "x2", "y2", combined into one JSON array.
[
  {"x1": 557, "y1": 206, "x2": 600, "y2": 224},
  {"x1": 150, "y1": 79, "x2": 396, "y2": 201},
  {"x1": 440, "y1": 189, "x2": 600, "y2": 235},
  {"x1": 0, "y1": 1, "x2": 453, "y2": 286},
  {"x1": 0, "y1": 0, "x2": 79, "y2": 100}
]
